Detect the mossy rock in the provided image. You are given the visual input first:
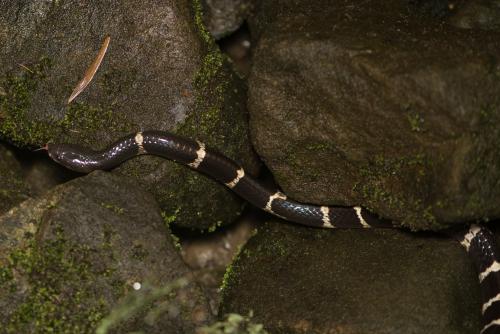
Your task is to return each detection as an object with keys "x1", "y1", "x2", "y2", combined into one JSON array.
[
  {"x1": 247, "y1": 0, "x2": 500, "y2": 230},
  {"x1": 220, "y1": 220, "x2": 482, "y2": 333},
  {"x1": 0, "y1": 0, "x2": 258, "y2": 230},
  {"x1": 0, "y1": 171, "x2": 211, "y2": 333}
]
